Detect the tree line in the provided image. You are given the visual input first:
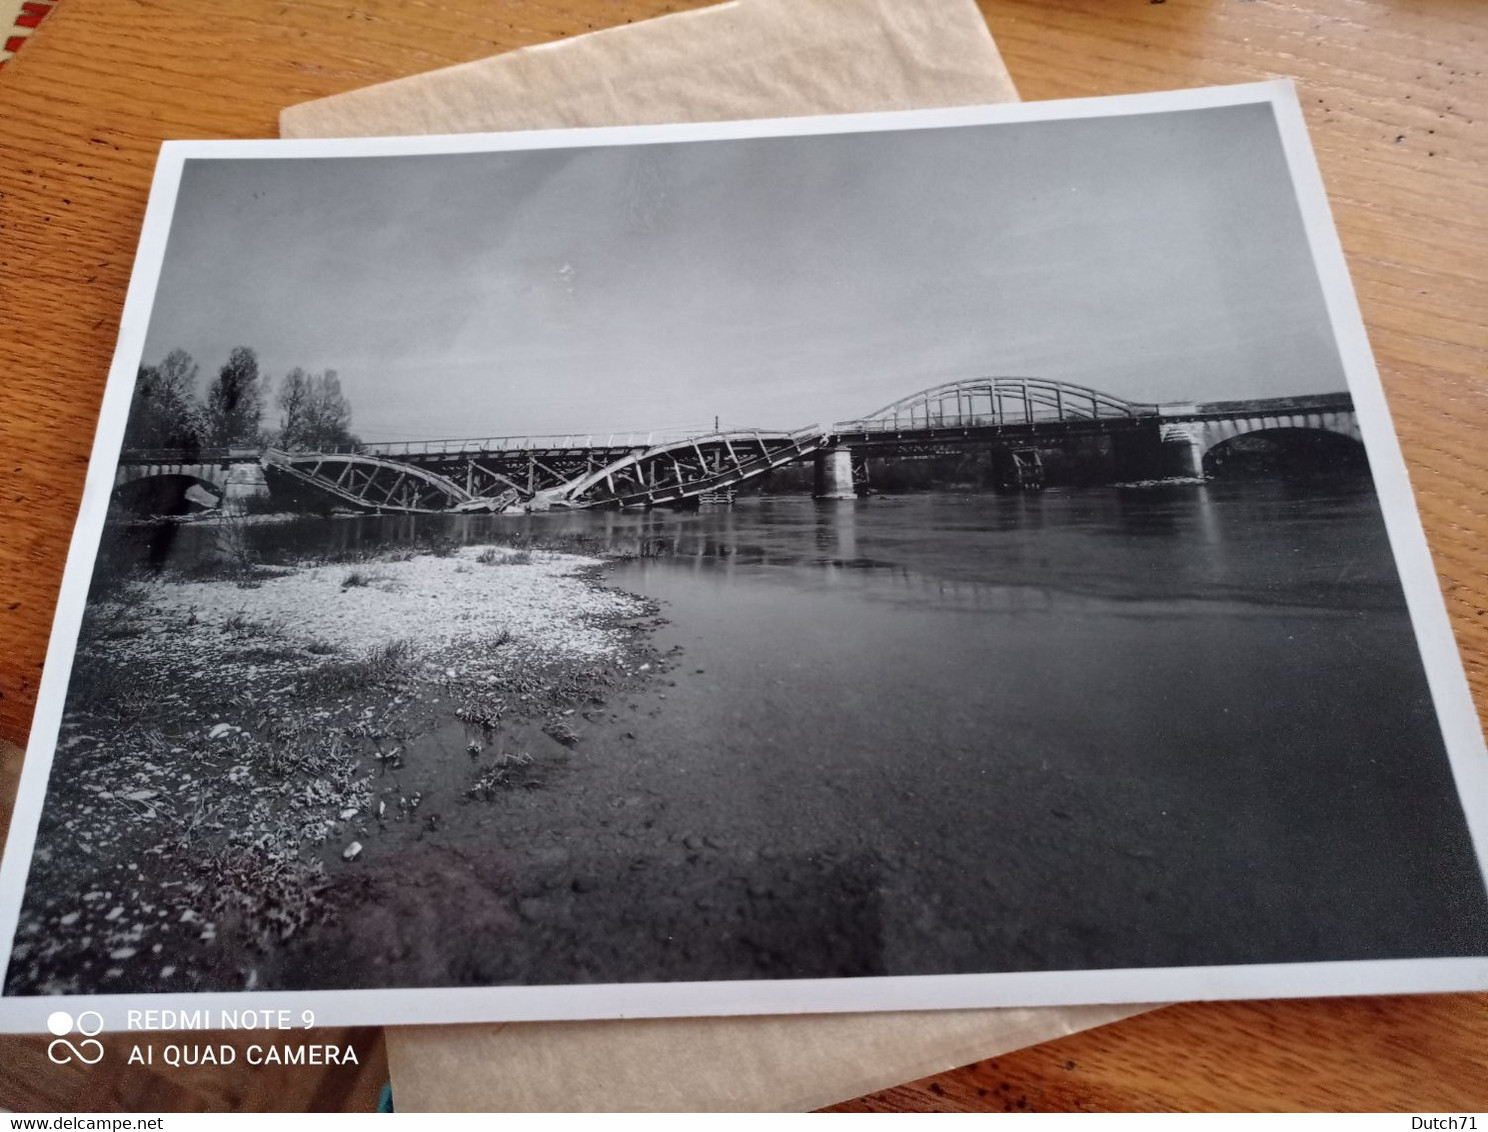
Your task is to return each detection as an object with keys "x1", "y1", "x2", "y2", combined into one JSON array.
[{"x1": 124, "y1": 346, "x2": 357, "y2": 453}]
